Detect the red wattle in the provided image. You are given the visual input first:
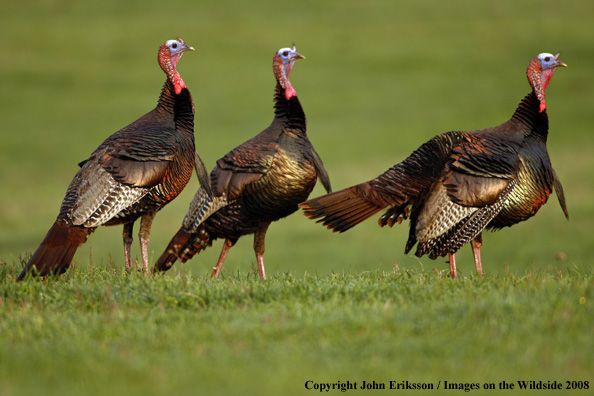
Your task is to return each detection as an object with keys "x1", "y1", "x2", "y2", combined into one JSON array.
[
  {"x1": 175, "y1": 82, "x2": 186, "y2": 95},
  {"x1": 284, "y1": 87, "x2": 297, "y2": 100}
]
